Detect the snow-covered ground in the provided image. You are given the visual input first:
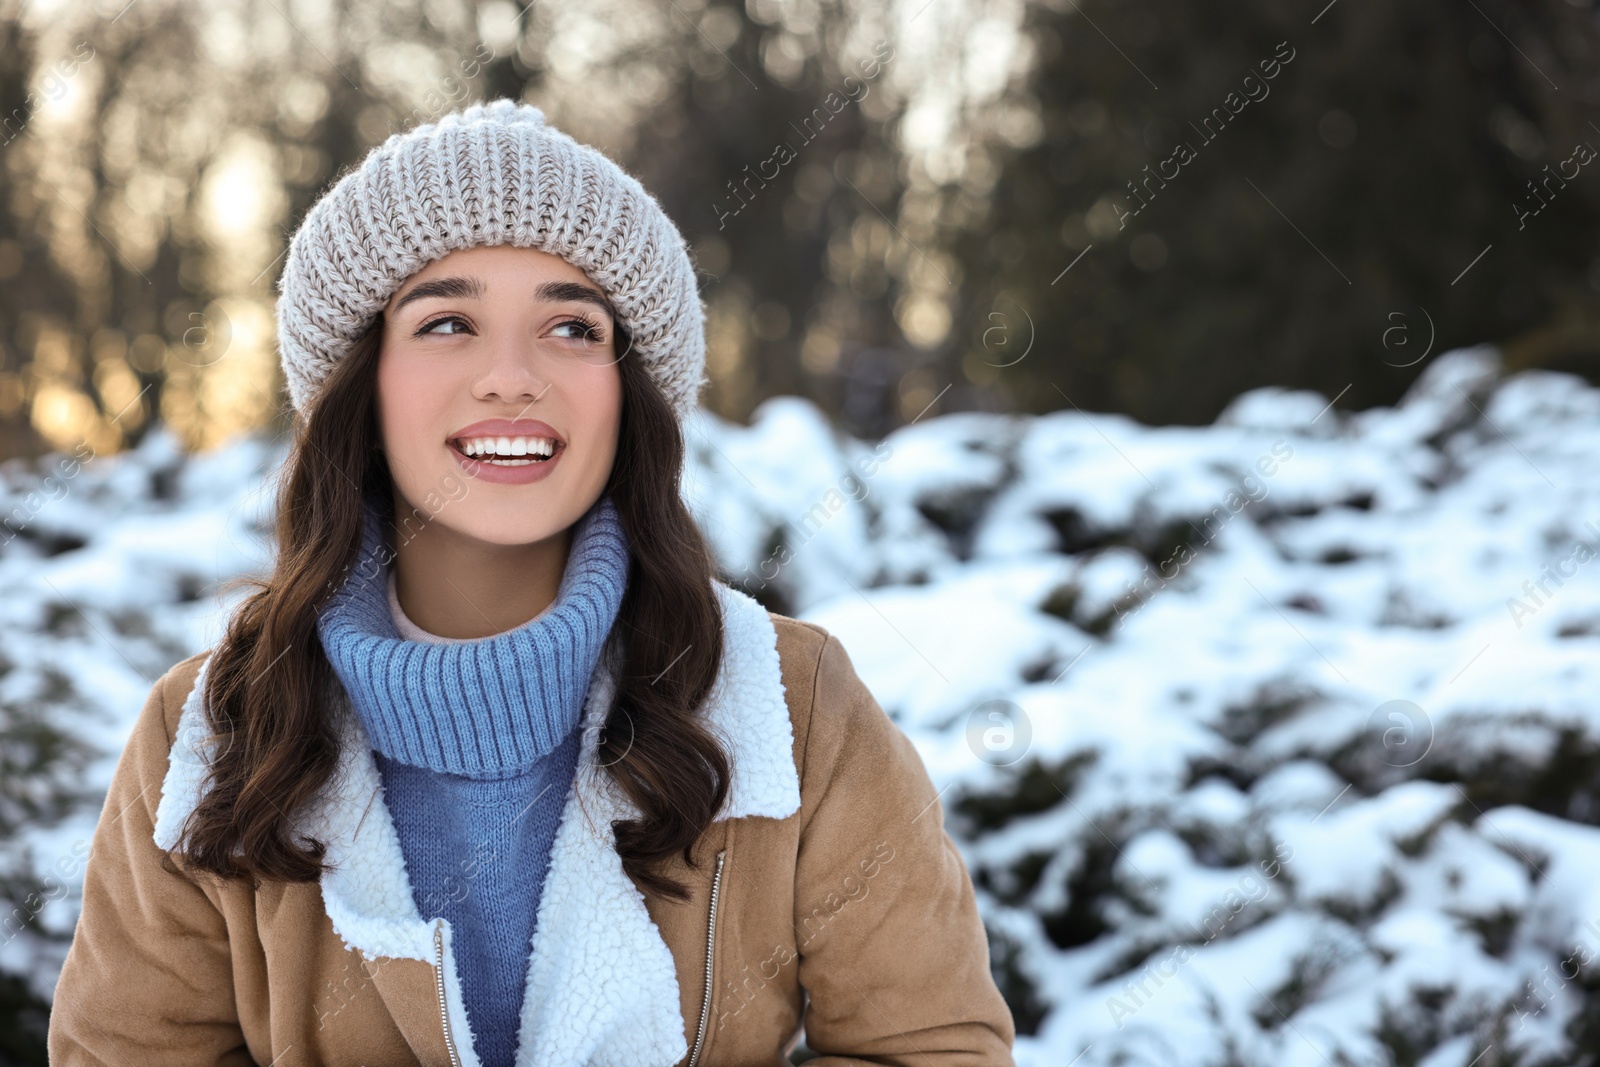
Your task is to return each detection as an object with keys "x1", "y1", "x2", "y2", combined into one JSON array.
[{"x1": 3, "y1": 345, "x2": 1598, "y2": 1064}]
